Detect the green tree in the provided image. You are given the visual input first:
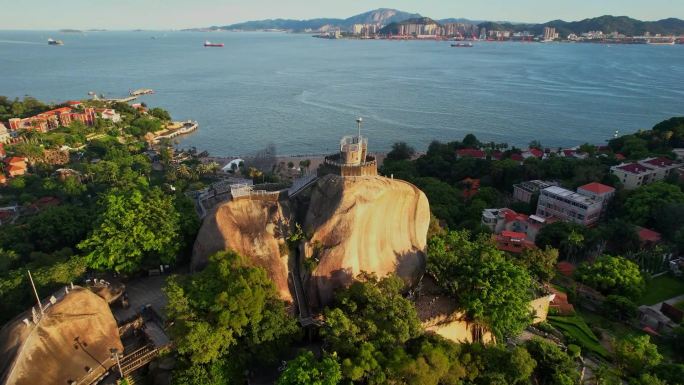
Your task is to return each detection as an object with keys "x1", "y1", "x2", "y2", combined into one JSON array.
[
  {"x1": 623, "y1": 182, "x2": 684, "y2": 226},
  {"x1": 149, "y1": 107, "x2": 171, "y2": 121},
  {"x1": 516, "y1": 246, "x2": 559, "y2": 282},
  {"x1": 614, "y1": 335, "x2": 662, "y2": 376},
  {"x1": 602, "y1": 295, "x2": 638, "y2": 321},
  {"x1": 276, "y1": 351, "x2": 341, "y2": 385},
  {"x1": 386, "y1": 142, "x2": 416, "y2": 161},
  {"x1": 322, "y1": 273, "x2": 421, "y2": 383},
  {"x1": 525, "y1": 338, "x2": 579, "y2": 385},
  {"x1": 575, "y1": 255, "x2": 645, "y2": 299},
  {"x1": 78, "y1": 187, "x2": 180, "y2": 273},
  {"x1": 165, "y1": 251, "x2": 297, "y2": 365},
  {"x1": 427, "y1": 231, "x2": 533, "y2": 338}
]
